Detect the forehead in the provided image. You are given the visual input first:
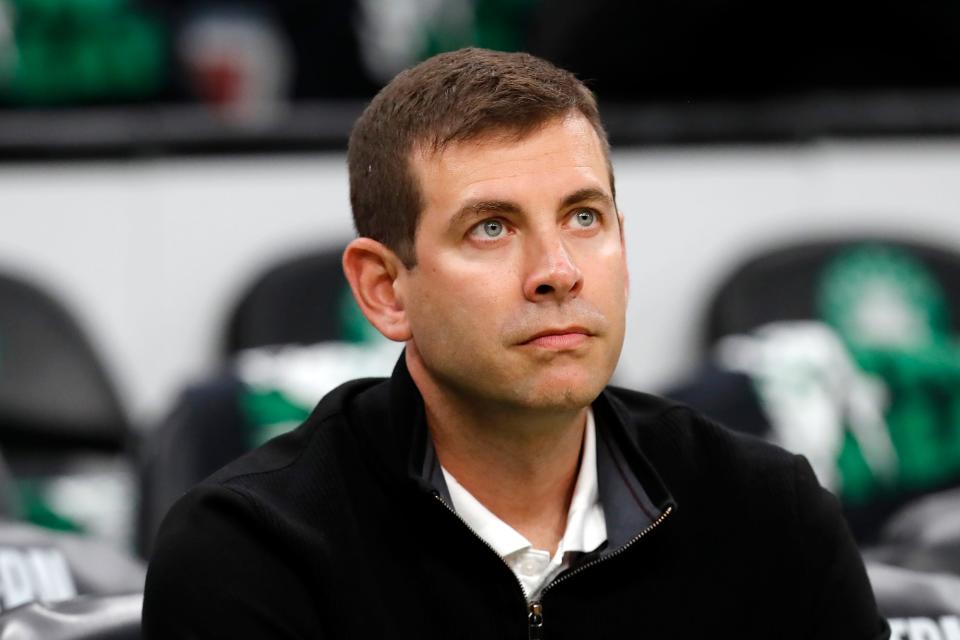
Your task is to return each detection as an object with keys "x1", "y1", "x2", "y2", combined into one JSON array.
[{"x1": 410, "y1": 114, "x2": 612, "y2": 210}]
